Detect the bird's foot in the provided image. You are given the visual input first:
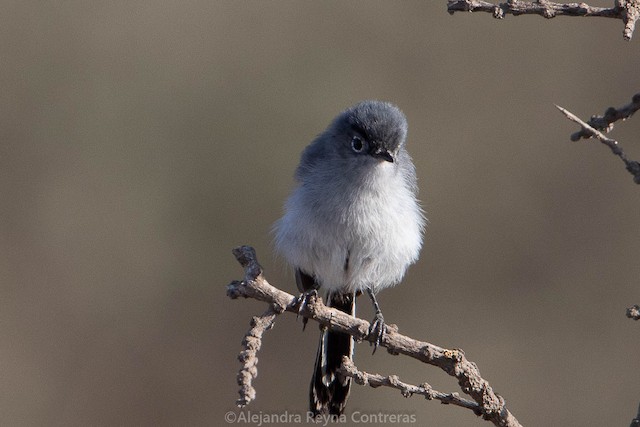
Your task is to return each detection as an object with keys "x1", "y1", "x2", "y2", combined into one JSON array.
[
  {"x1": 294, "y1": 289, "x2": 318, "y2": 331},
  {"x1": 368, "y1": 311, "x2": 386, "y2": 353}
]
